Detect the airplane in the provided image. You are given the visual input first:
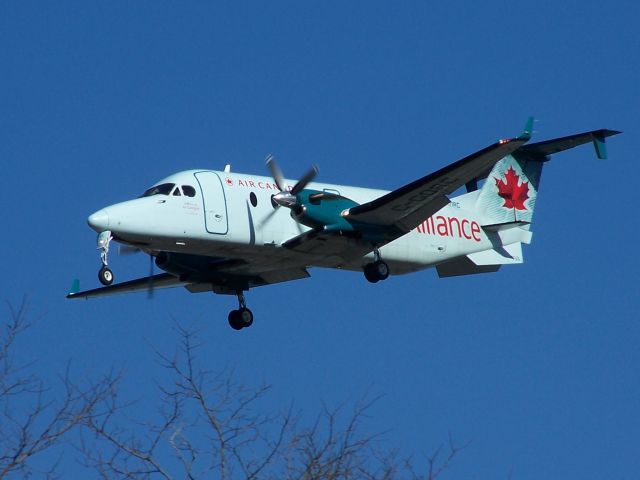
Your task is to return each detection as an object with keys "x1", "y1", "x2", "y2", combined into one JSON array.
[{"x1": 67, "y1": 119, "x2": 620, "y2": 330}]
